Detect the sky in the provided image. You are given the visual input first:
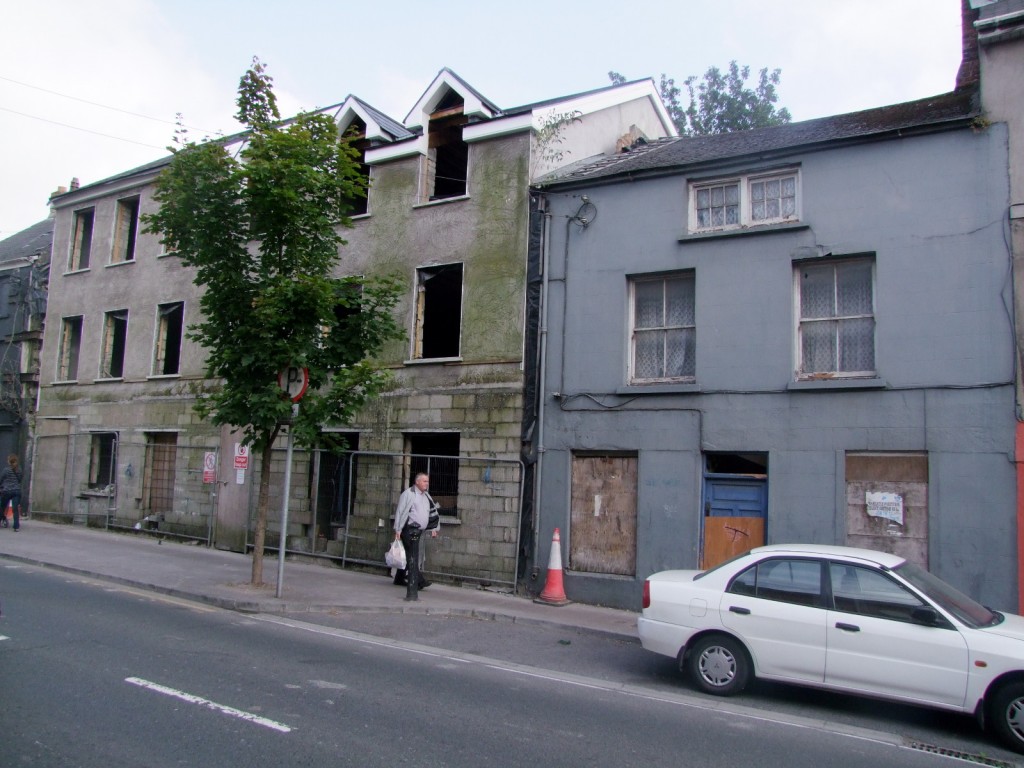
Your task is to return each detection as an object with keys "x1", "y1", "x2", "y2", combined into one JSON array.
[{"x1": 0, "y1": 0, "x2": 965, "y2": 239}]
